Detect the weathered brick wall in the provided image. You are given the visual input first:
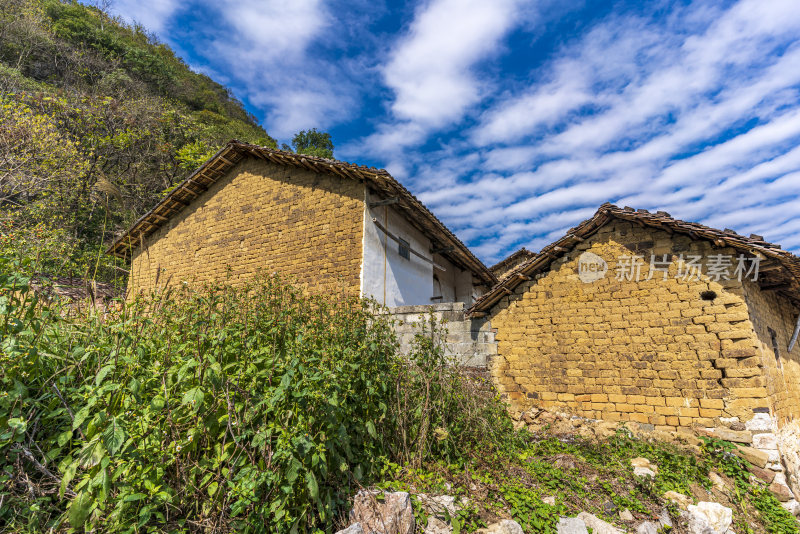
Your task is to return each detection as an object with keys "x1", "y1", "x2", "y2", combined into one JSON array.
[
  {"x1": 488, "y1": 219, "x2": 798, "y2": 436},
  {"x1": 739, "y1": 278, "x2": 800, "y2": 495},
  {"x1": 128, "y1": 158, "x2": 365, "y2": 296},
  {"x1": 743, "y1": 280, "x2": 800, "y2": 423}
]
